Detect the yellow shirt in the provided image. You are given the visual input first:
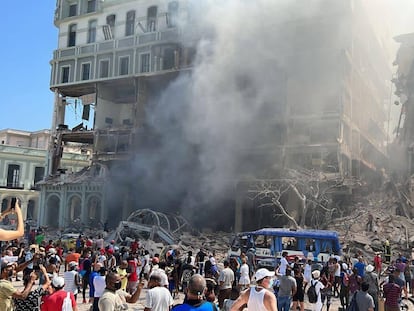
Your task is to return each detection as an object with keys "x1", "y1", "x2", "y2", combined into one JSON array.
[
  {"x1": 117, "y1": 267, "x2": 128, "y2": 291},
  {"x1": 0, "y1": 279, "x2": 17, "y2": 311}
]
